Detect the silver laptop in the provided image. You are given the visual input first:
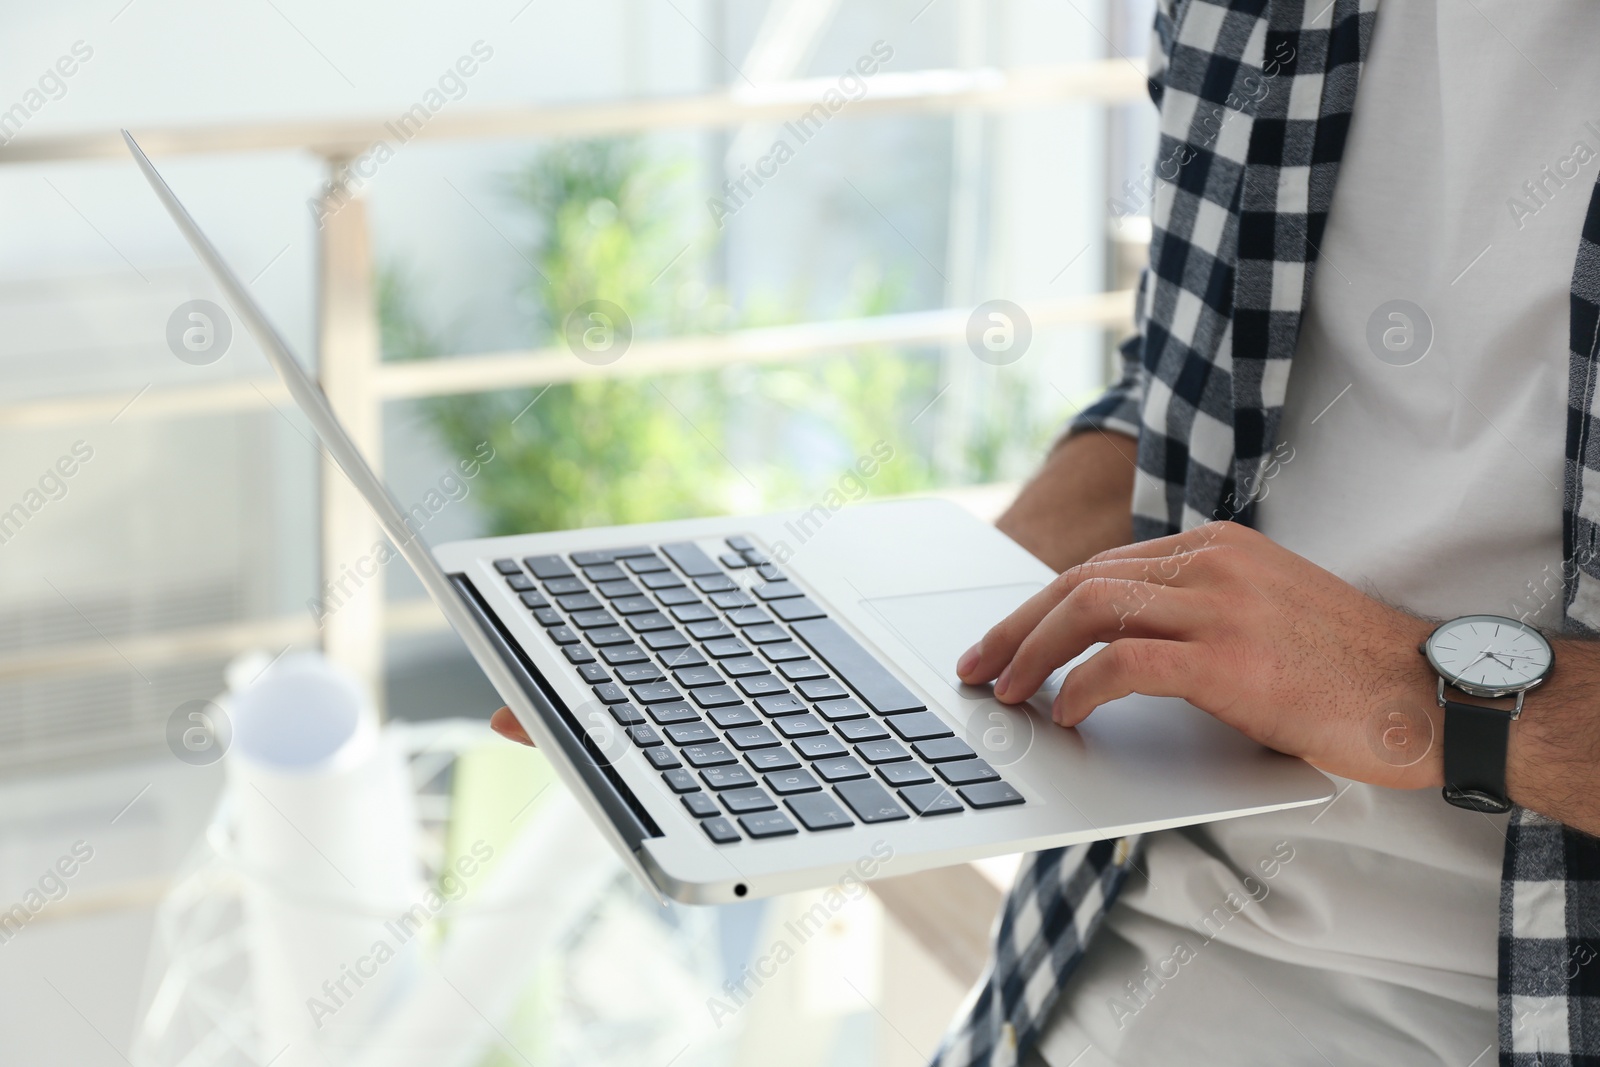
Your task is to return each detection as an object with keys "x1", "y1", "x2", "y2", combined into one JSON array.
[{"x1": 126, "y1": 131, "x2": 1333, "y2": 906}]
